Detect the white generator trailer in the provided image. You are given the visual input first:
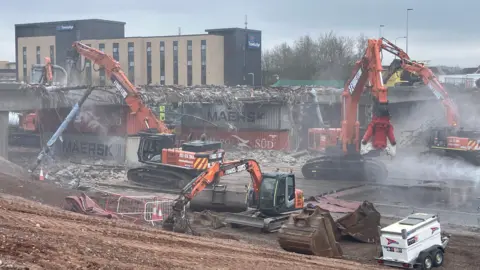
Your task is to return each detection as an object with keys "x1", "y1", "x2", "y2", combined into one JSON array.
[{"x1": 375, "y1": 213, "x2": 450, "y2": 270}]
